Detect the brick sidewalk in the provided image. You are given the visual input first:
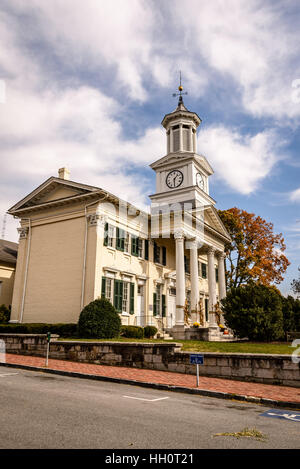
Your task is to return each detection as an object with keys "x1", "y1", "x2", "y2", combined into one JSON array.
[{"x1": 4, "y1": 353, "x2": 300, "y2": 405}]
